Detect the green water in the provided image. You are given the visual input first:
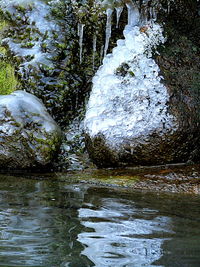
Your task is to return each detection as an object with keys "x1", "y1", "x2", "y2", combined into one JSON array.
[{"x1": 0, "y1": 173, "x2": 199, "y2": 267}]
